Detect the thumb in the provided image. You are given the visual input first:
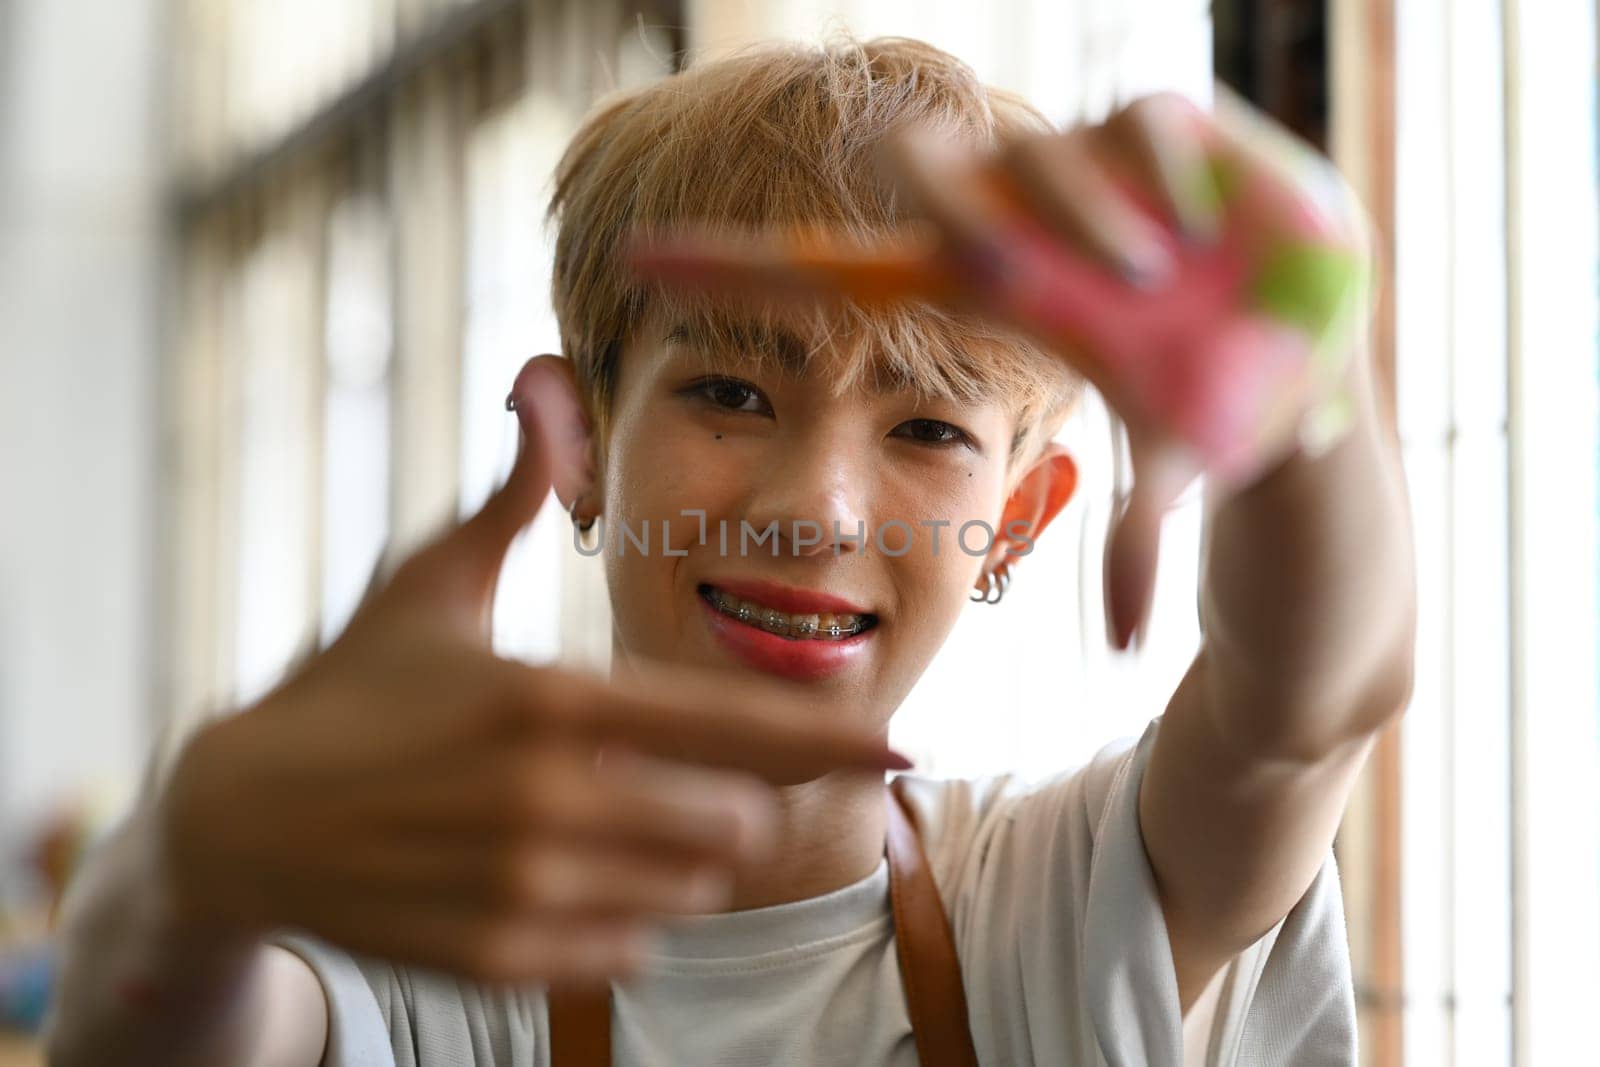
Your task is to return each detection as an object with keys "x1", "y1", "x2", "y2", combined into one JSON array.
[
  {"x1": 428, "y1": 359, "x2": 568, "y2": 615},
  {"x1": 1102, "y1": 436, "x2": 1197, "y2": 651}
]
